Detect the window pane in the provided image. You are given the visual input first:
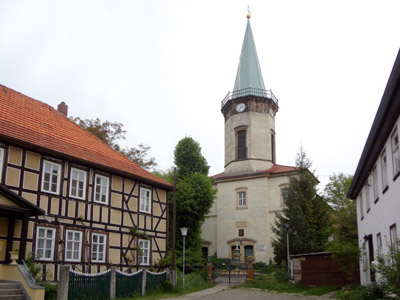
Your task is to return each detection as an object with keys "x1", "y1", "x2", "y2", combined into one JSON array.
[
  {"x1": 45, "y1": 249, "x2": 51, "y2": 258},
  {"x1": 37, "y1": 249, "x2": 44, "y2": 258}
]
